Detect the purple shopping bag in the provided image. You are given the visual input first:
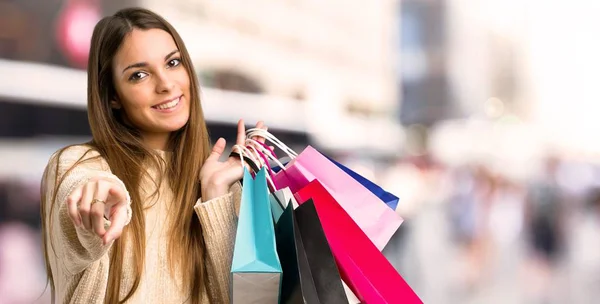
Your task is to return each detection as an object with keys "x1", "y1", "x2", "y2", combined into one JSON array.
[{"x1": 272, "y1": 146, "x2": 403, "y2": 251}]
